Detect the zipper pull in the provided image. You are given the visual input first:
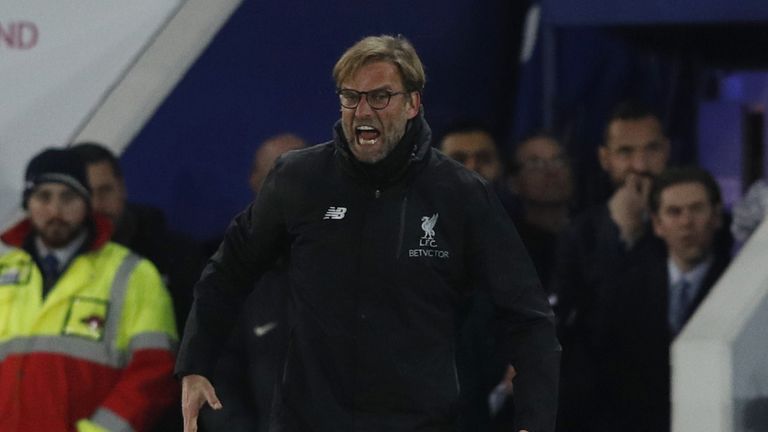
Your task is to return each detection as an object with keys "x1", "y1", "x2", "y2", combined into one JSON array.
[{"x1": 375, "y1": 189, "x2": 381, "y2": 199}]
